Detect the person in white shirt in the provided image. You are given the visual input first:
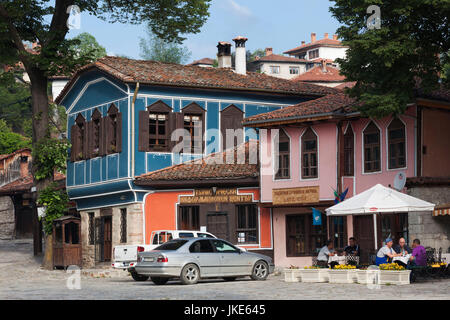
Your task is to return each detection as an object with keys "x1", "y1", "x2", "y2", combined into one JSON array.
[
  {"x1": 375, "y1": 238, "x2": 401, "y2": 265},
  {"x1": 317, "y1": 240, "x2": 336, "y2": 267}
]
